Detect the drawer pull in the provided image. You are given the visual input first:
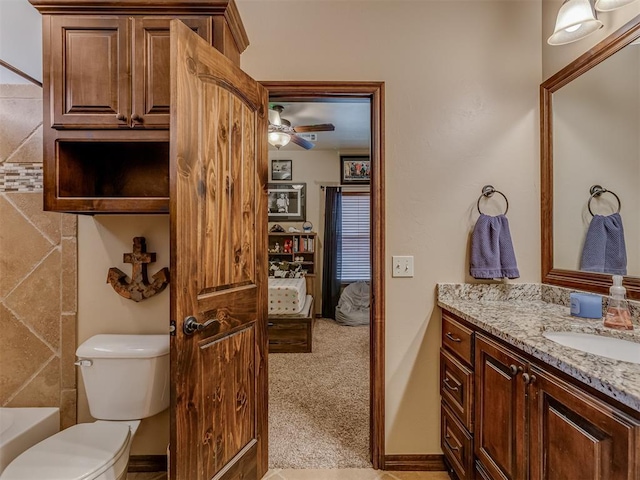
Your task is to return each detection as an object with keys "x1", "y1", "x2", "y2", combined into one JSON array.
[
  {"x1": 443, "y1": 377, "x2": 459, "y2": 392},
  {"x1": 444, "y1": 434, "x2": 460, "y2": 452},
  {"x1": 445, "y1": 332, "x2": 462, "y2": 343},
  {"x1": 268, "y1": 322, "x2": 274, "y2": 327}
]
